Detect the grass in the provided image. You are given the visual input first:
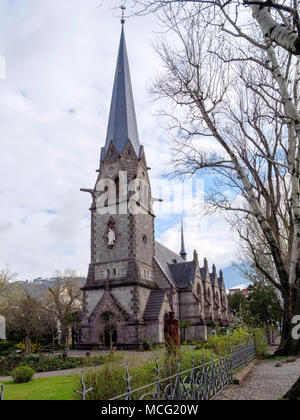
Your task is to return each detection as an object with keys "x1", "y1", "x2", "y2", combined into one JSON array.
[
  {"x1": 2, "y1": 375, "x2": 78, "y2": 400},
  {"x1": 0, "y1": 347, "x2": 215, "y2": 400}
]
